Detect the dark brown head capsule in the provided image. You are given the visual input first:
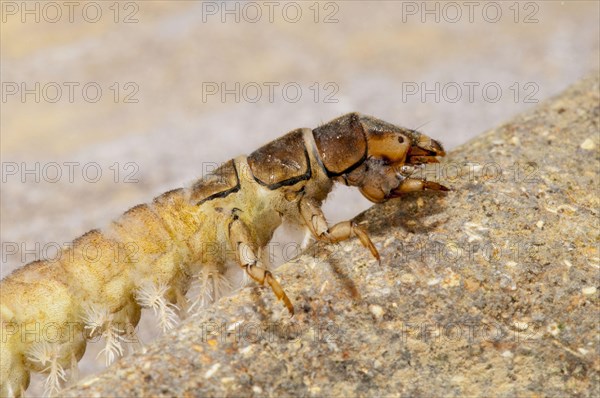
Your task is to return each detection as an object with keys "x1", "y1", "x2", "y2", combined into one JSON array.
[{"x1": 312, "y1": 112, "x2": 447, "y2": 203}]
